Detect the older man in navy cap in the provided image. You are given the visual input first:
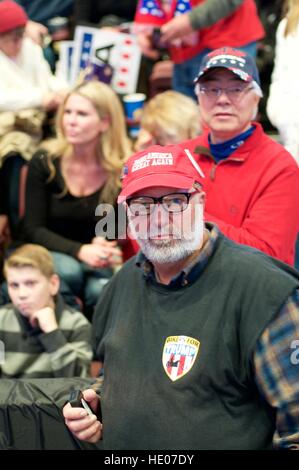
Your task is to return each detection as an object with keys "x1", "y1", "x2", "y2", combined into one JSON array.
[{"x1": 180, "y1": 46, "x2": 299, "y2": 267}]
